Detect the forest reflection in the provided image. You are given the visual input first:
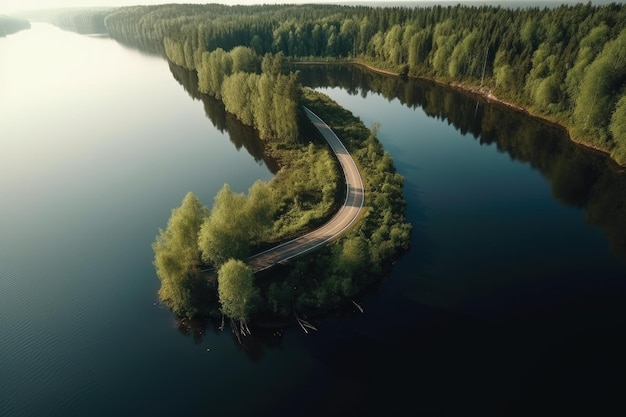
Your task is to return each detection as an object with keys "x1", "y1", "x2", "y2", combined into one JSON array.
[
  {"x1": 297, "y1": 64, "x2": 626, "y2": 260},
  {"x1": 168, "y1": 61, "x2": 280, "y2": 174}
]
